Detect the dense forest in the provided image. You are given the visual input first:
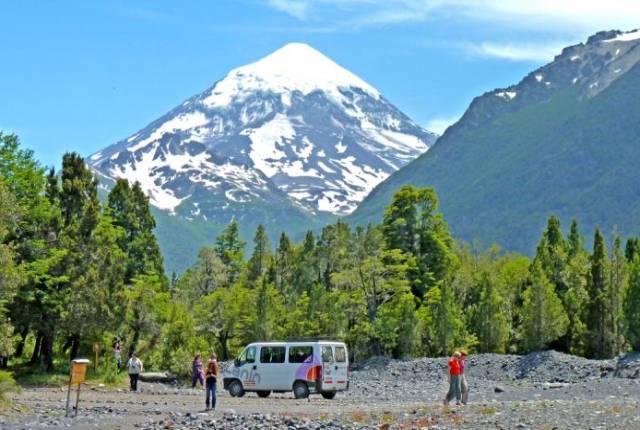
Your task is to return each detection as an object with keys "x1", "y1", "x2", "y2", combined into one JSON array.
[{"x1": 1, "y1": 132, "x2": 640, "y2": 379}]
